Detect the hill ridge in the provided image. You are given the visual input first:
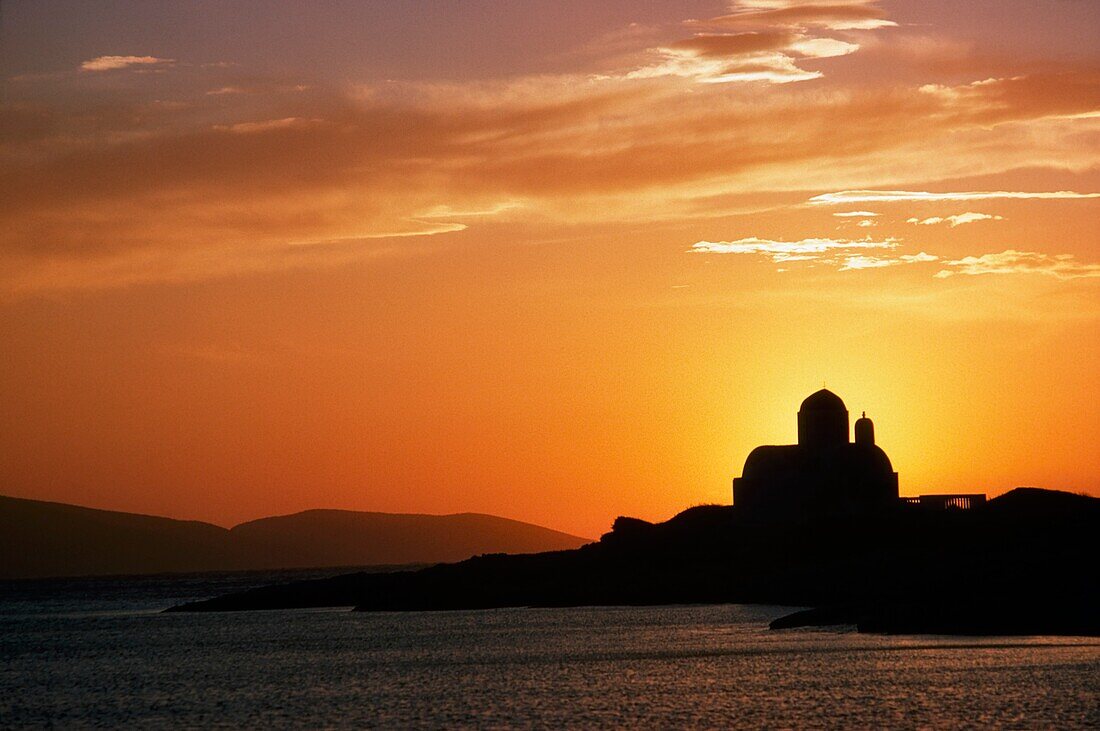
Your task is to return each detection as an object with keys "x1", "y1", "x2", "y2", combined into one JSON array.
[{"x1": 0, "y1": 494, "x2": 590, "y2": 579}]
